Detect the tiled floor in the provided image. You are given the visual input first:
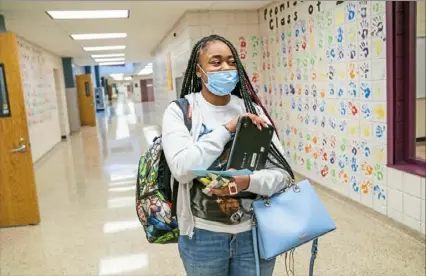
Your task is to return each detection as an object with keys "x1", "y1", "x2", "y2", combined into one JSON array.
[{"x1": 0, "y1": 95, "x2": 425, "y2": 276}]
